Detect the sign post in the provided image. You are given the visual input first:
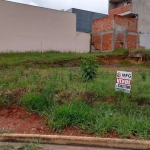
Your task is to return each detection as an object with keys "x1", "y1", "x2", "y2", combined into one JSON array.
[{"x1": 115, "y1": 71, "x2": 132, "y2": 93}]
